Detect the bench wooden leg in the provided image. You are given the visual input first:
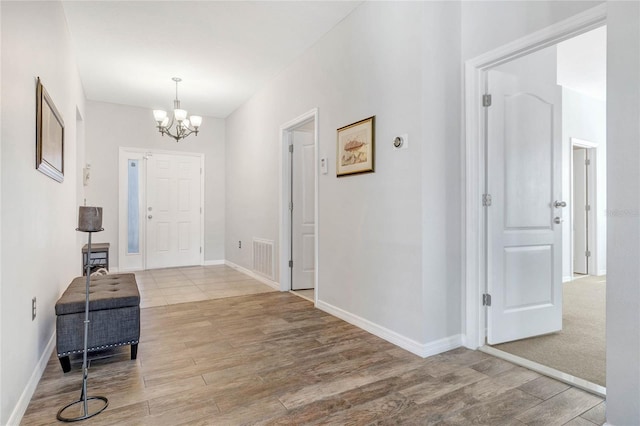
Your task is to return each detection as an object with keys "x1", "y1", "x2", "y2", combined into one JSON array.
[
  {"x1": 131, "y1": 343, "x2": 138, "y2": 360},
  {"x1": 59, "y1": 356, "x2": 71, "y2": 373}
]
